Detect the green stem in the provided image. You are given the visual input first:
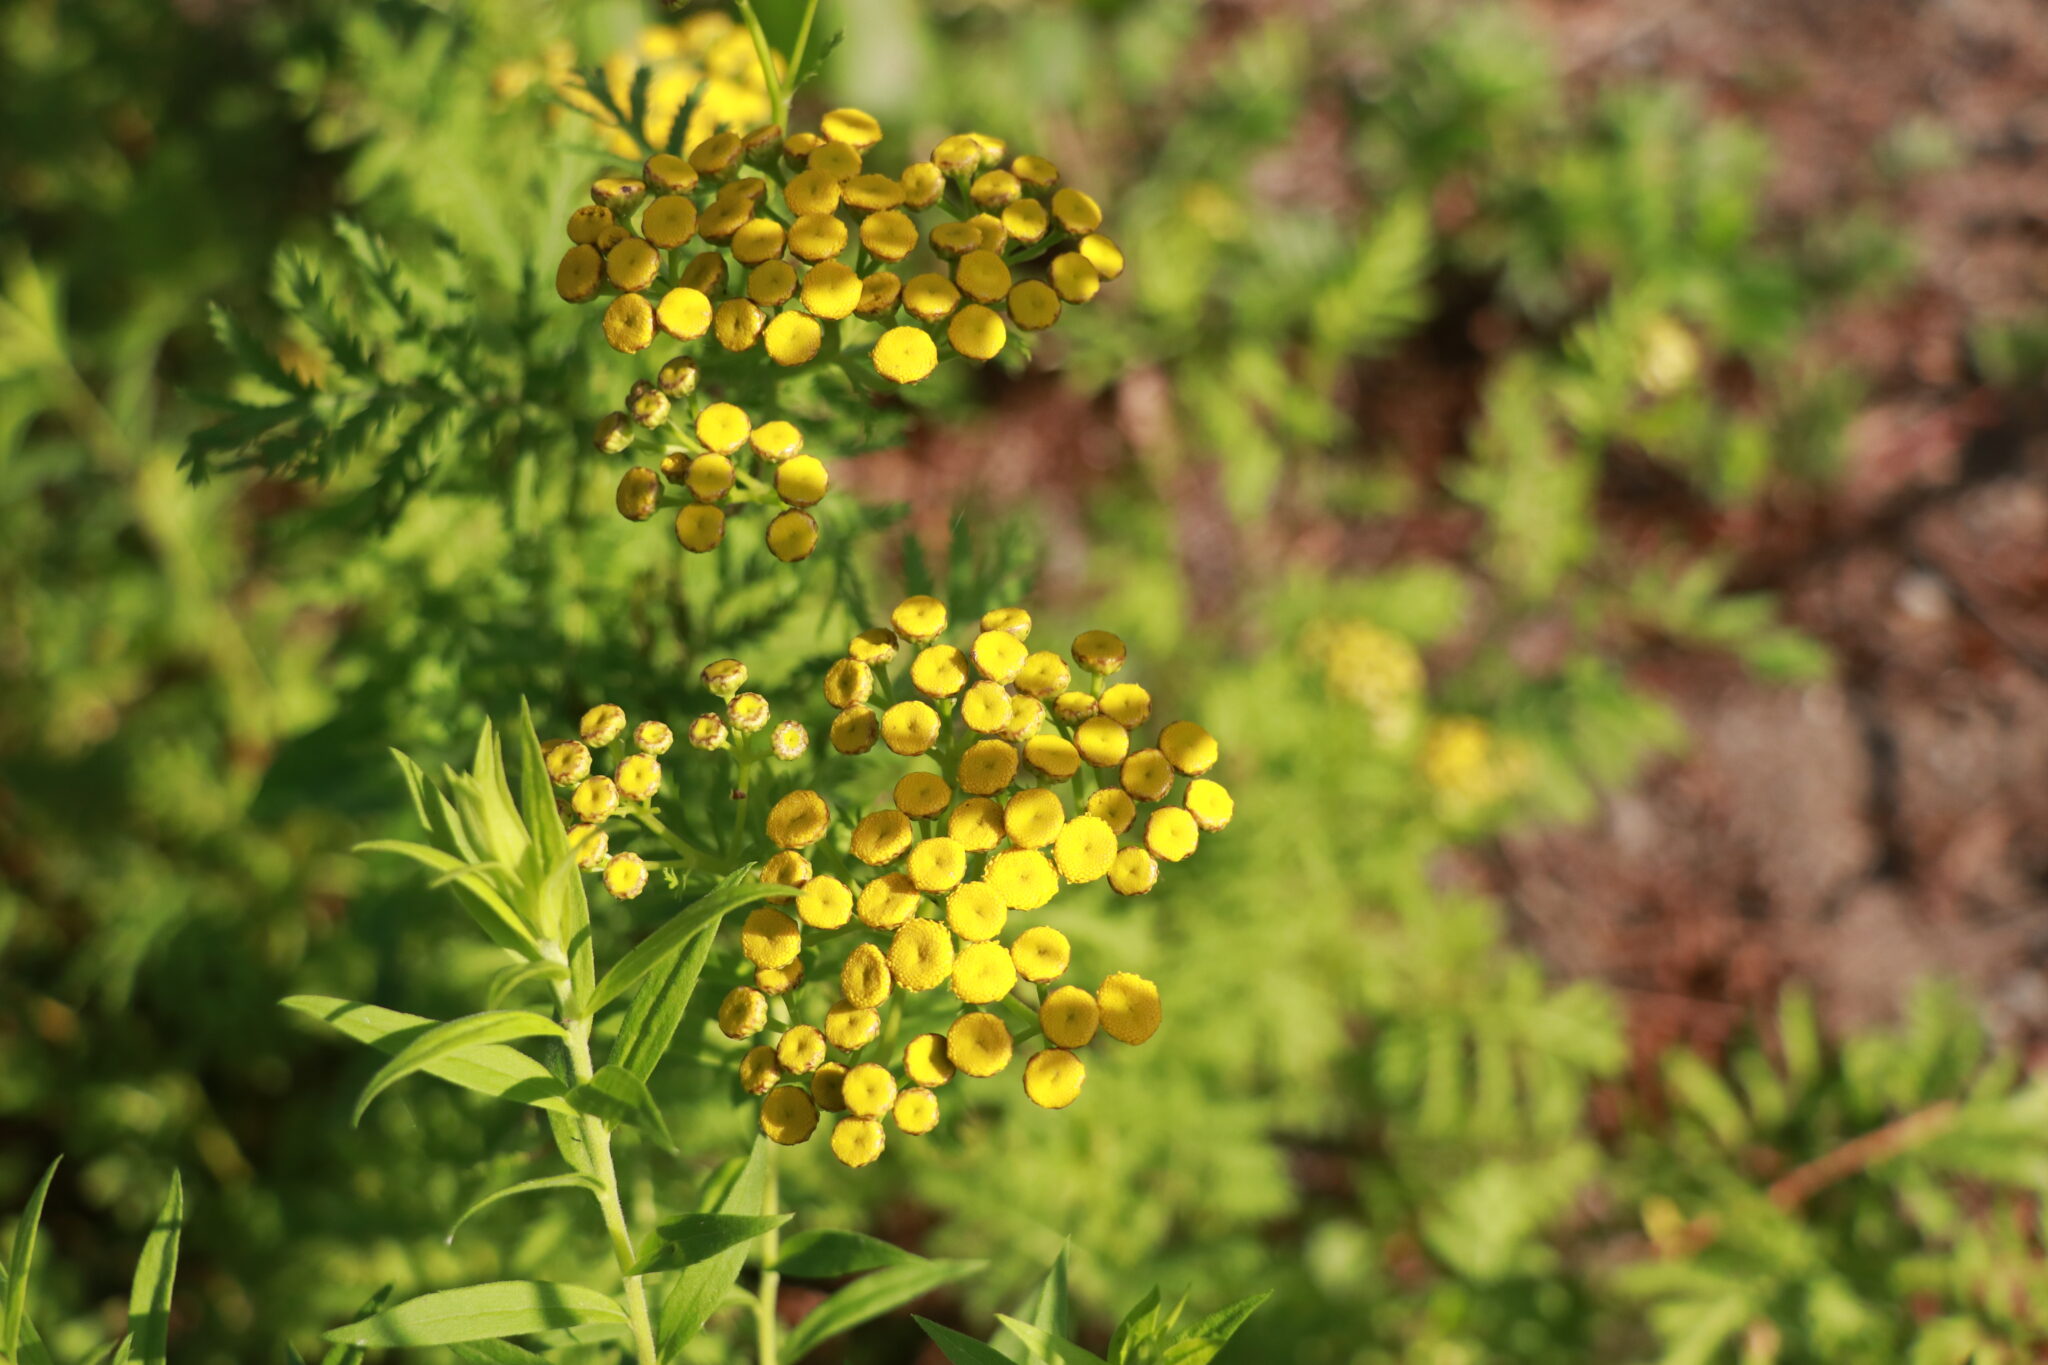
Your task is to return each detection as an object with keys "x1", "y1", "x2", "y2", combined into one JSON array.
[
  {"x1": 734, "y1": 0, "x2": 786, "y2": 128},
  {"x1": 630, "y1": 804, "x2": 718, "y2": 871},
  {"x1": 786, "y1": 0, "x2": 821, "y2": 115},
  {"x1": 560, "y1": 1007, "x2": 661, "y2": 1365},
  {"x1": 756, "y1": 1145, "x2": 782, "y2": 1365}
]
